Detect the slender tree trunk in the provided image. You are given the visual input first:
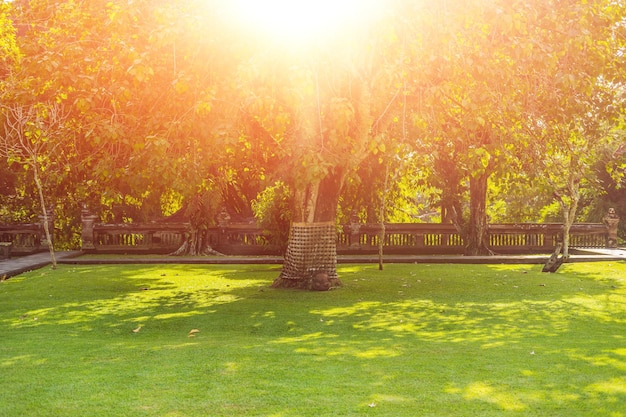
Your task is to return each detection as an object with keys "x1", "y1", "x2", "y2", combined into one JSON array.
[
  {"x1": 273, "y1": 169, "x2": 345, "y2": 290},
  {"x1": 541, "y1": 185, "x2": 579, "y2": 273},
  {"x1": 560, "y1": 191, "x2": 580, "y2": 259},
  {"x1": 33, "y1": 168, "x2": 56, "y2": 269},
  {"x1": 465, "y1": 171, "x2": 491, "y2": 256},
  {"x1": 378, "y1": 163, "x2": 390, "y2": 271},
  {"x1": 553, "y1": 170, "x2": 582, "y2": 259}
]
